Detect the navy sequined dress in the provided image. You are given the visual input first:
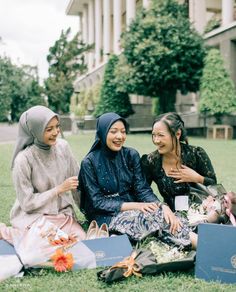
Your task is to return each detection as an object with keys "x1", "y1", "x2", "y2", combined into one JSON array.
[
  {"x1": 79, "y1": 146, "x2": 159, "y2": 225},
  {"x1": 79, "y1": 146, "x2": 191, "y2": 246}
]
